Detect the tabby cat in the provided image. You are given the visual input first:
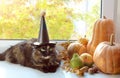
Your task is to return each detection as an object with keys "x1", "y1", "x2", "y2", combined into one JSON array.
[{"x1": 0, "y1": 39, "x2": 60, "y2": 73}]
